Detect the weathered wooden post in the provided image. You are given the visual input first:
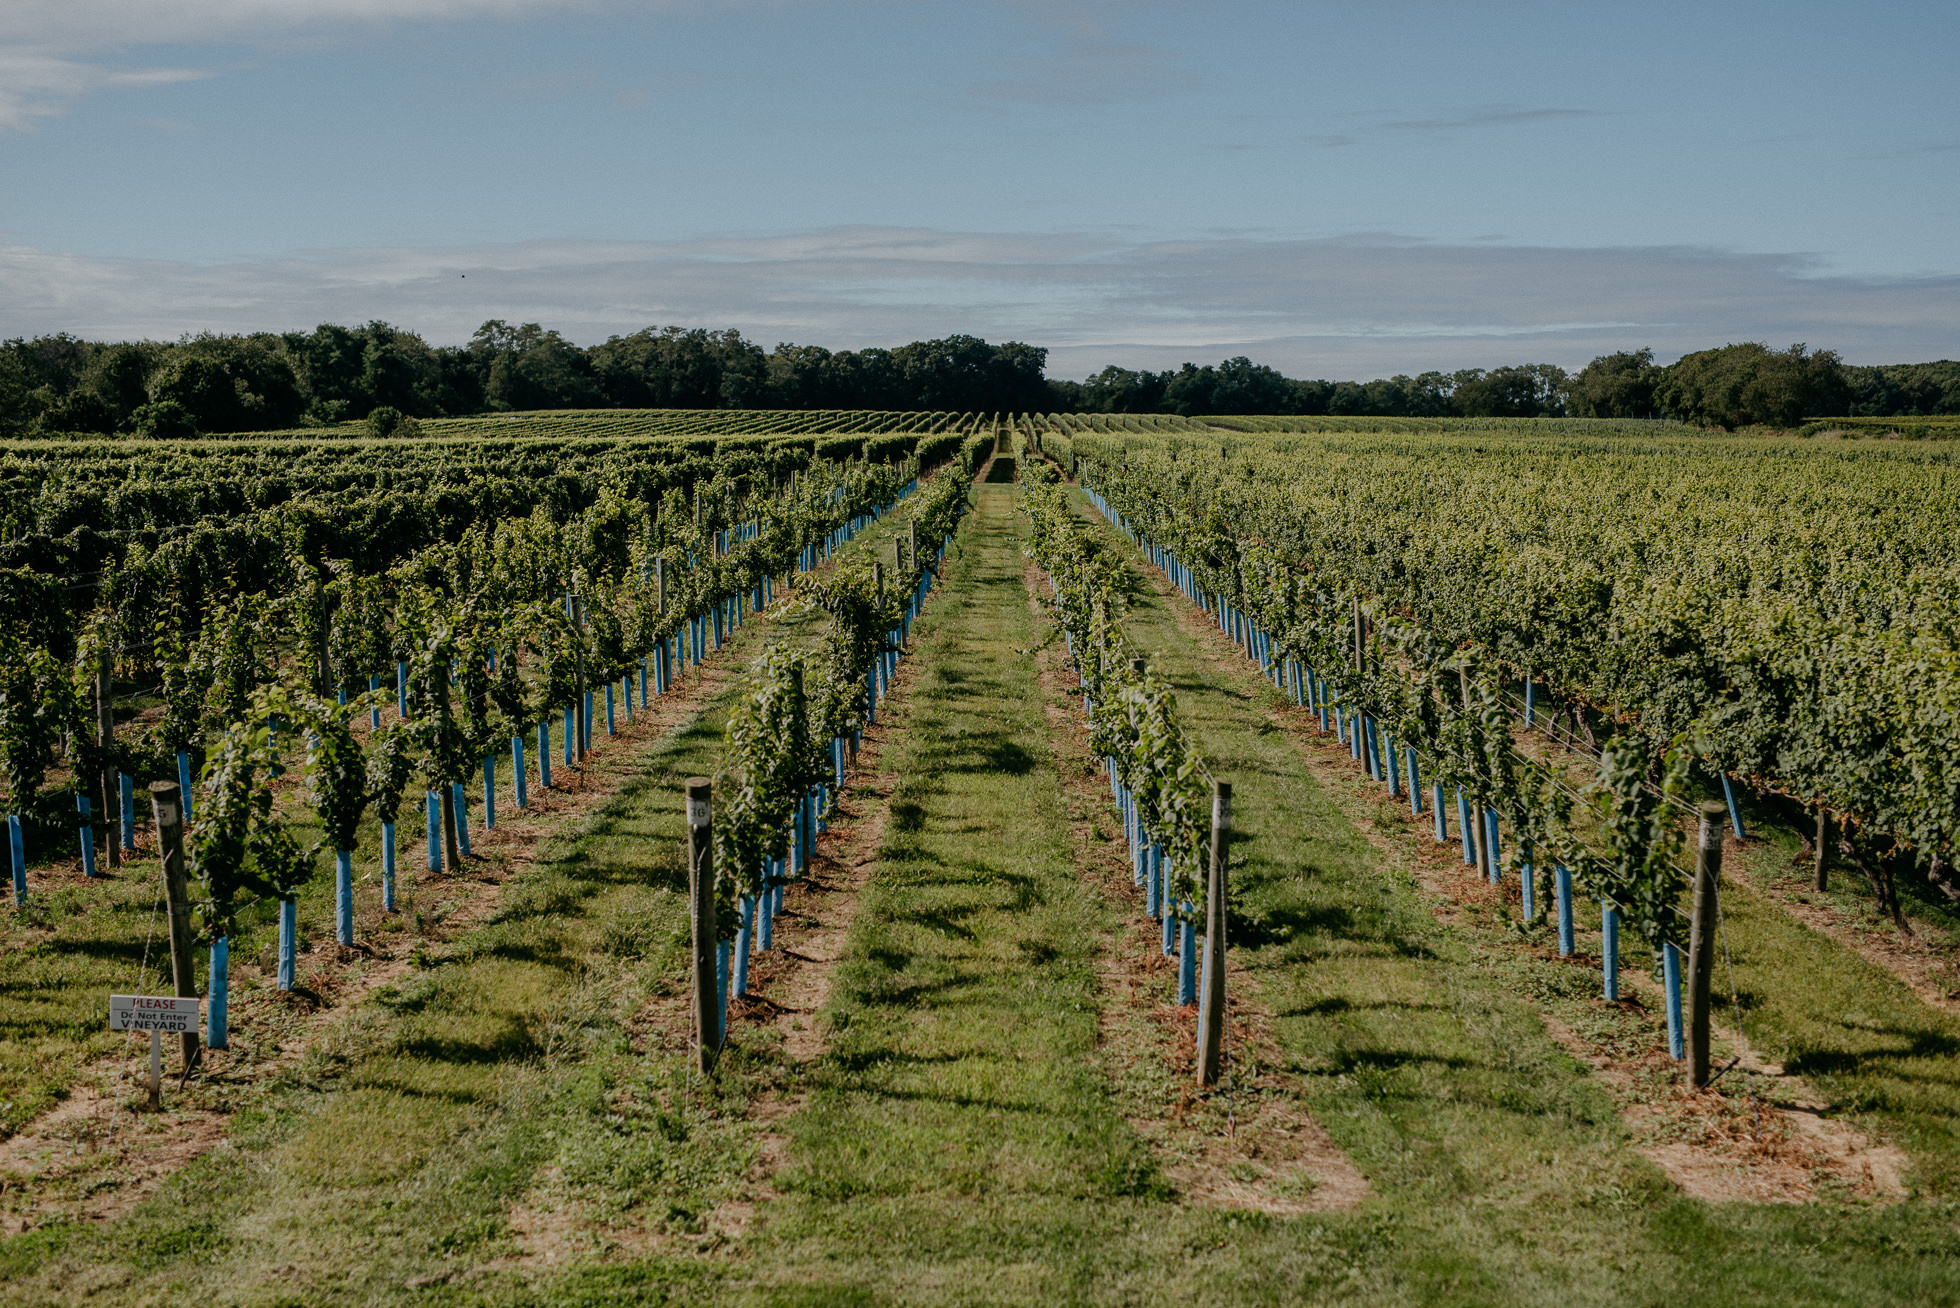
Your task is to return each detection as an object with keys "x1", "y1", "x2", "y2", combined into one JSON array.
[
  {"x1": 95, "y1": 626, "x2": 119, "y2": 869},
  {"x1": 150, "y1": 781, "x2": 201, "y2": 1073},
  {"x1": 1813, "y1": 800, "x2": 1829, "y2": 892},
  {"x1": 1196, "y1": 780, "x2": 1232, "y2": 1087},
  {"x1": 1688, "y1": 800, "x2": 1725, "y2": 1087},
  {"x1": 656, "y1": 557, "x2": 669, "y2": 694},
  {"x1": 686, "y1": 777, "x2": 719, "y2": 1073}
]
